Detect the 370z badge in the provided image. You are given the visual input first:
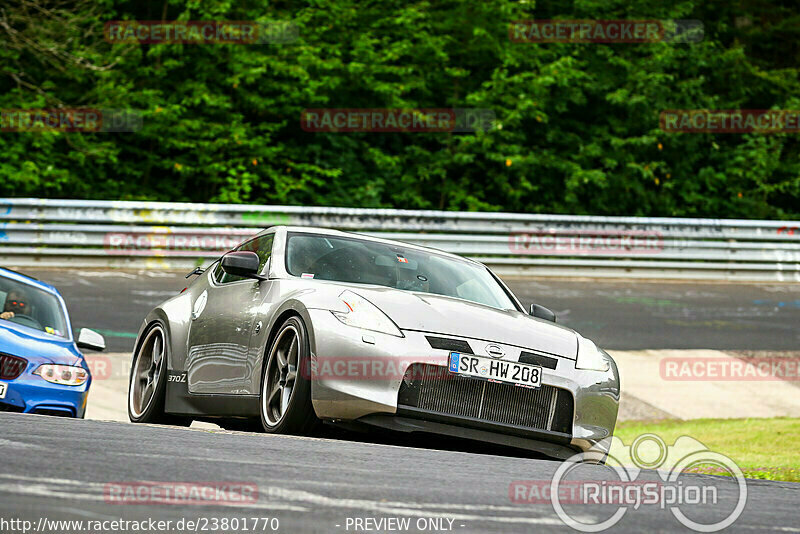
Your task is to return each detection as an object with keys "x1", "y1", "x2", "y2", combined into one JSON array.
[{"x1": 167, "y1": 372, "x2": 187, "y2": 383}]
